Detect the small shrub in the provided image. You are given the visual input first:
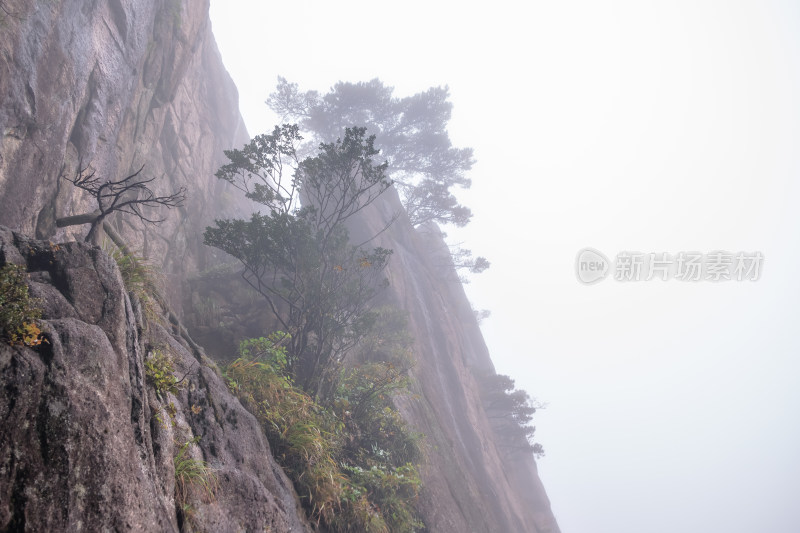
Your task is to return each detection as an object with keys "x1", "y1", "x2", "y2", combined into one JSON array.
[
  {"x1": 145, "y1": 348, "x2": 179, "y2": 399},
  {"x1": 104, "y1": 243, "x2": 164, "y2": 322},
  {"x1": 0, "y1": 264, "x2": 47, "y2": 347},
  {"x1": 237, "y1": 331, "x2": 292, "y2": 374},
  {"x1": 332, "y1": 492, "x2": 388, "y2": 533},
  {"x1": 341, "y1": 464, "x2": 423, "y2": 533},
  {"x1": 335, "y1": 362, "x2": 422, "y2": 466},
  {"x1": 174, "y1": 436, "x2": 217, "y2": 506}
]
